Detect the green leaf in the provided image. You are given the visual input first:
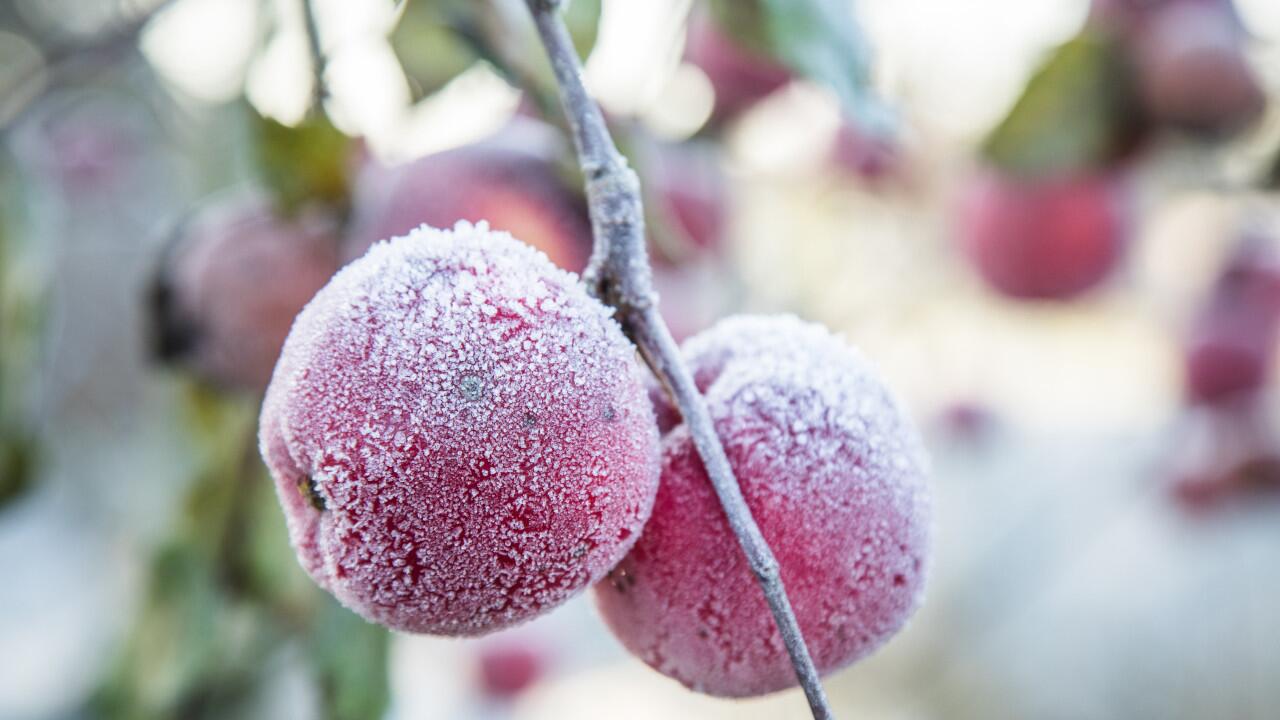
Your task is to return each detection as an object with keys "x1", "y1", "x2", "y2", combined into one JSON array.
[
  {"x1": 389, "y1": 0, "x2": 478, "y2": 101},
  {"x1": 0, "y1": 432, "x2": 35, "y2": 507},
  {"x1": 982, "y1": 32, "x2": 1144, "y2": 176},
  {"x1": 308, "y1": 599, "x2": 391, "y2": 720},
  {"x1": 251, "y1": 110, "x2": 352, "y2": 216},
  {"x1": 709, "y1": 0, "x2": 887, "y2": 130},
  {"x1": 562, "y1": 0, "x2": 603, "y2": 57}
]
